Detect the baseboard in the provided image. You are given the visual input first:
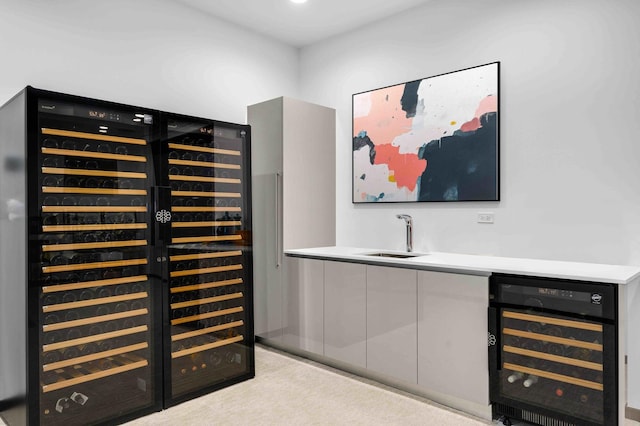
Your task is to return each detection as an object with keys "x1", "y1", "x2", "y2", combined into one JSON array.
[{"x1": 627, "y1": 405, "x2": 640, "y2": 422}]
